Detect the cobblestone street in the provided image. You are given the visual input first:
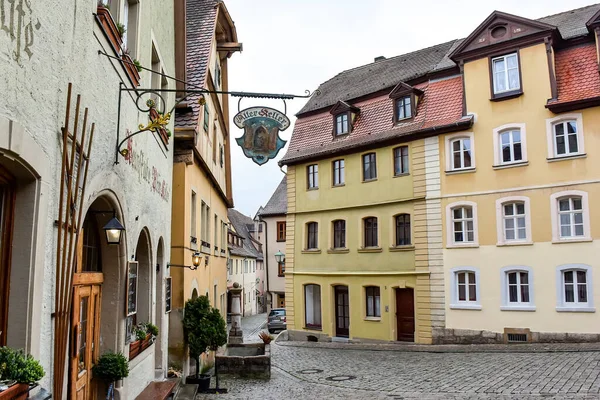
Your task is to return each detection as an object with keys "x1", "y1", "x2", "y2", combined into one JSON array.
[{"x1": 199, "y1": 339, "x2": 600, "y2": 399}]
